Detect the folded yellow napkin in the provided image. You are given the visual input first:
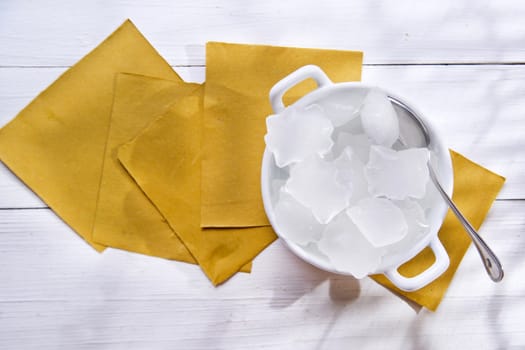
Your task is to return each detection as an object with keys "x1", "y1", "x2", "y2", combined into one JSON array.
[
  {"x1": 0, "y1": 20, "x2": 180, "y2": 250},
  {"x1": 372, "y1": 150, "x2": 505, "y2": 311},
  {"x1": 118, "y1": 88, "x2": 276, "y2": 285},
  {"x1": 201, "y1": 42, "x2": 363, "y2": 227},
  {"x1": 91, "y1": 73, "x2": 197, "y2": 264}
]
